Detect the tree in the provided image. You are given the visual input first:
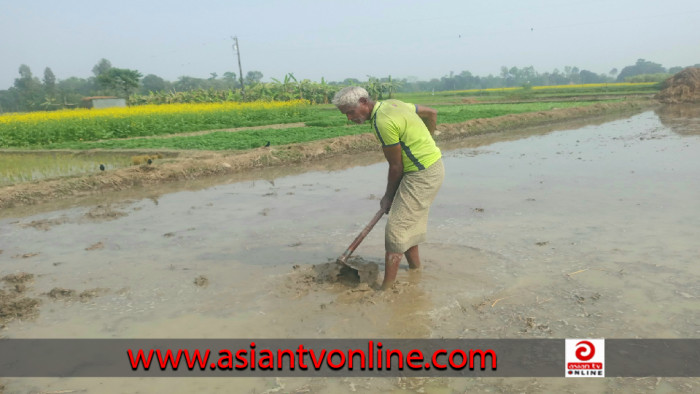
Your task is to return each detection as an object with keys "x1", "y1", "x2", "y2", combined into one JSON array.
[
  {"x1": 43, "y1": 67, "x2": 57, "y2": 97},
  {"x1": 244, "y1": 71, "x2": 263, "y2": 86},
  {"x1": 97, "y1": 68, "x2": 142, "y2": 98},
  {"x1": 500, "y1": 66, "x2": 514, "y2": 86},
  {"x1": 57, "y1": 77, "x2": 93, "y2": 108},
  {"x1": 617, "y1": 59, "x2": 666, "y2": 82},
  {"x1": 580, "y1": 69, "x2": 603, "y2": 84},
  {"x1": 549, "y1": 68, "x2": 569, "y2": 85},
  {"x1": 174, "y1": 76, "x2": 207, "y2": 91},
  {"x1": 364, "y1": 76, "x2": 383, "y2": 99},
  {"x1": 270, "y1": 73, "x2": 297, "y2": 100},
  {"x1": 140, "y1": 74, "x2": 168, "y2": 93},
  {"x1": 382, "y1": 75, "x2": 402, "y2": 98},
  {"x1": 520, "y1": 66, "x2": 537, "y2": 85},
  {"x1": 222, "y1": 72, "x2": 238, "y2": 89},
  {"x1": 92, "y1": 58, "x2": 112, "y2": 77},
  {"x1": 0, "y1": 89, "x2": 18, "y2": 112},
  {"x1": 13, "y1": 64, "x2": 43, "y2": 111},
  {"x1": 18, "y1": 64, "x2": 33, "y2": 80},
  {"x1": 40, "y1": 67, "x2": 59, "y2": 110}
]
